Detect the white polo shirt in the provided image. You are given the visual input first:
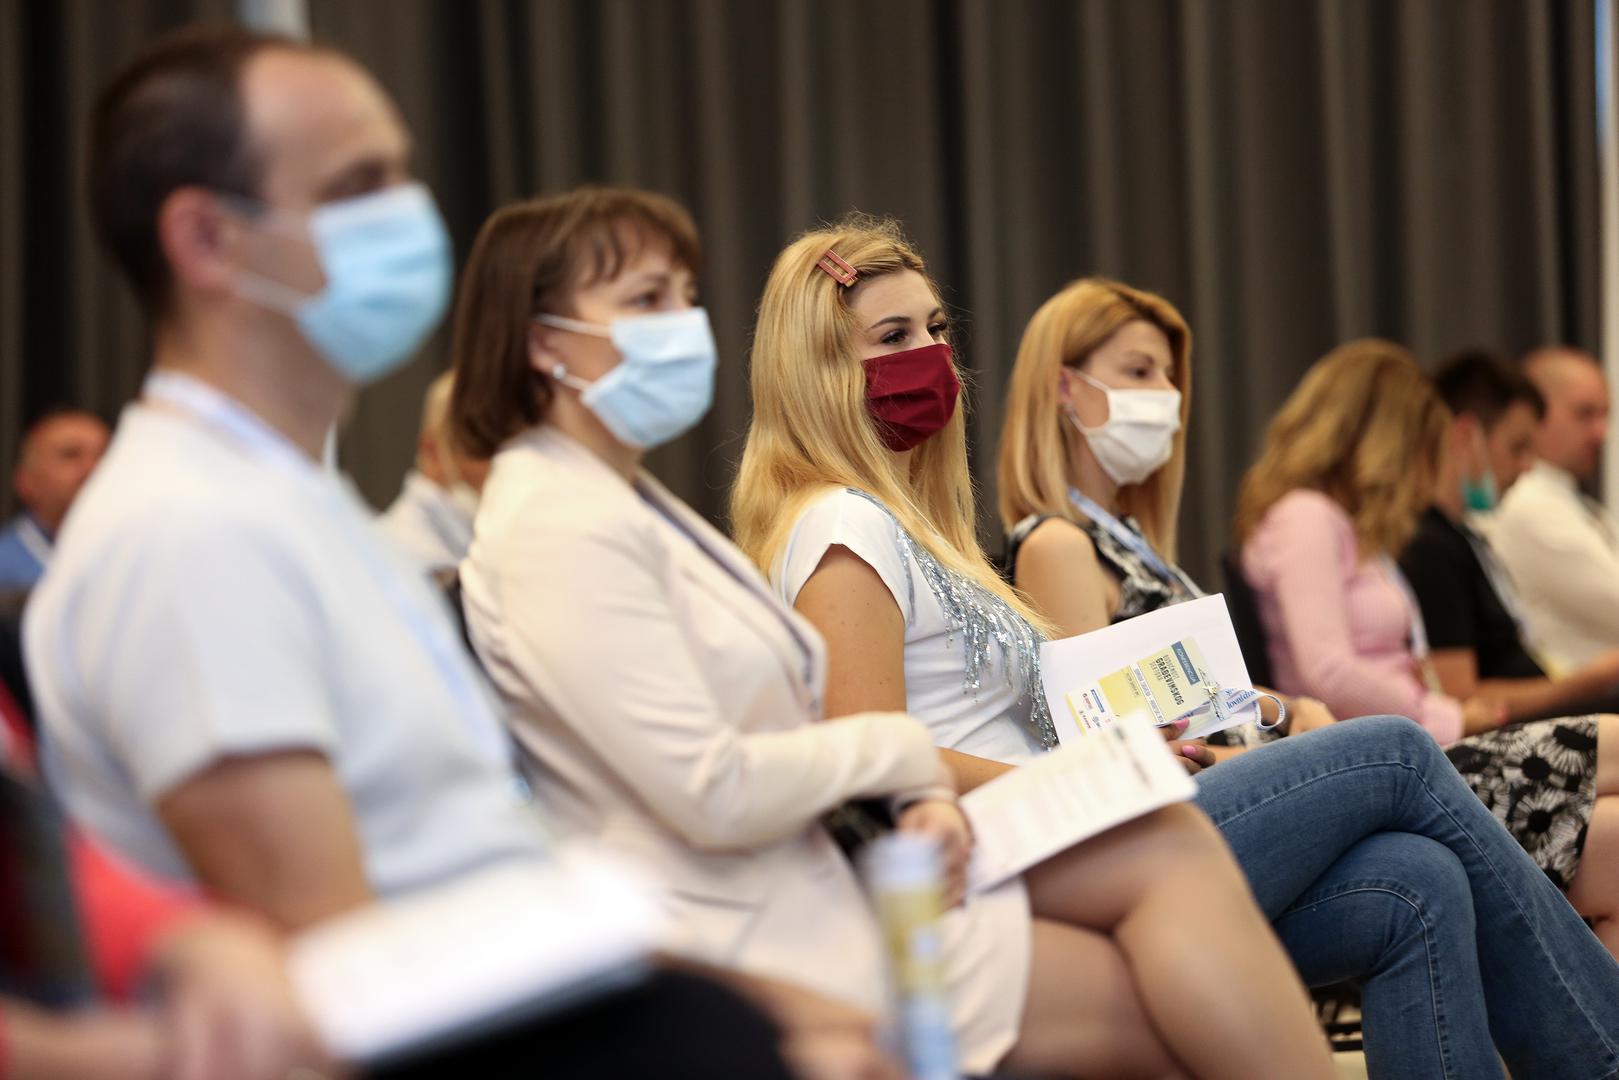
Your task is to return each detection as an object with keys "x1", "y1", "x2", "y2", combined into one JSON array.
[
  {"x1": 1485, "y1": 460, "x2": 1619, "y2": 672},
  {"x1": 26, "y1": 371, "x2": 546, "y2": 892},
  {"x1": 378, "y1": 470, "x2": 474, "y2": 573}
]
